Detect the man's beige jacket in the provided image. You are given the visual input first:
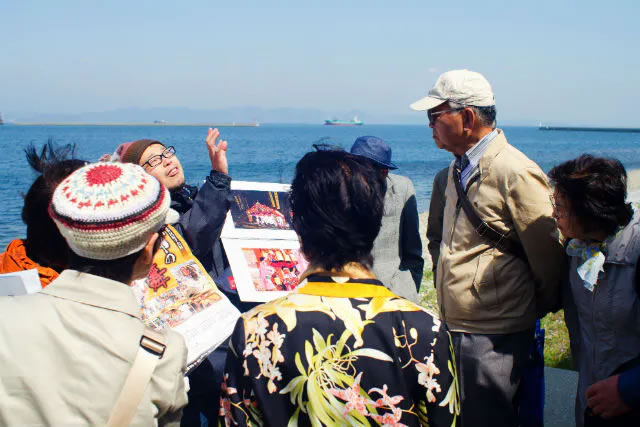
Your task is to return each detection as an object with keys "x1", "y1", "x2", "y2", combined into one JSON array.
[
  {"x1": 0, "y1": 270, "x2": 188, "y2": 426},
  {"x1": 436, "y1": 130, "x2": 565, "y2": 334}
]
